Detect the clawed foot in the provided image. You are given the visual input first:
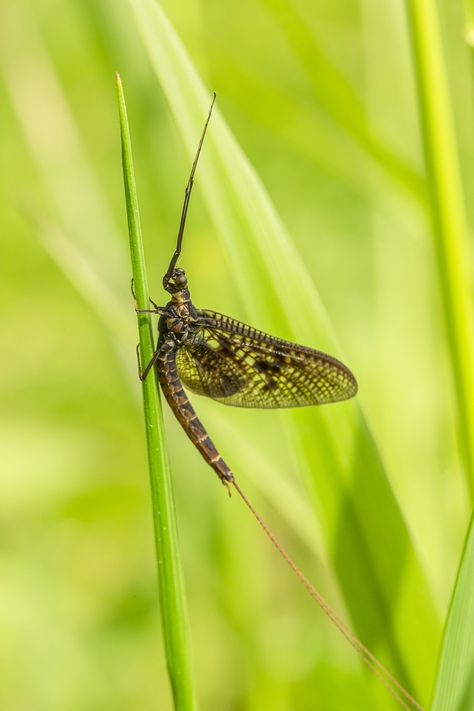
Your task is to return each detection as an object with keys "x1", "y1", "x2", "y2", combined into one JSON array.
[{"x1": 131, "y1": 278, "x2": 161, "y2": 314}]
